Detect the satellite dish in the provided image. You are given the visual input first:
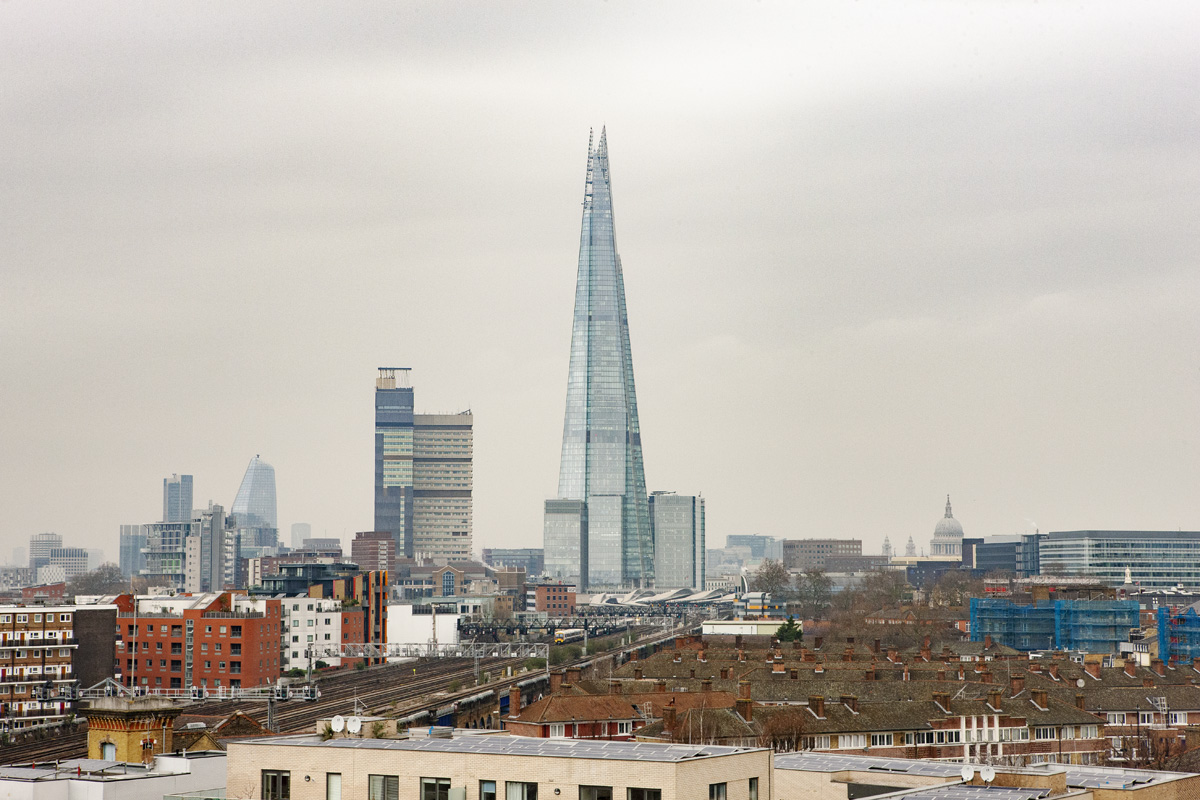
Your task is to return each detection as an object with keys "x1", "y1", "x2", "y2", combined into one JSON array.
[
  {"x1": 1077, "y1": 678, "x2": 1086, "y2": 688},
  {"x1": 981, "y1": 766, "x2": 996, "y2": 783},
  {"x1": 347, "y1": 716, "x2": 362, "y2": 734},
  {"x1": 960, "y1": 766, "x2": 975, "y2": 782},
  {"x1": 331, "y1": 715, "x2": 345, "y2": 732}
]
